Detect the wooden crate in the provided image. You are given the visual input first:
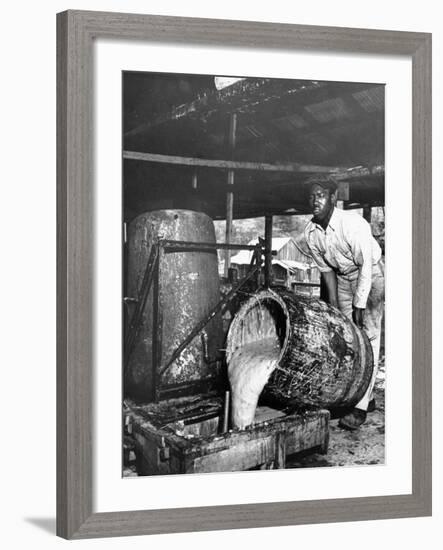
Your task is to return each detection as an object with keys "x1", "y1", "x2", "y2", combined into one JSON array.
[{"x1": 128, "y1": 394, "x2": 329, "y2": 475}]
